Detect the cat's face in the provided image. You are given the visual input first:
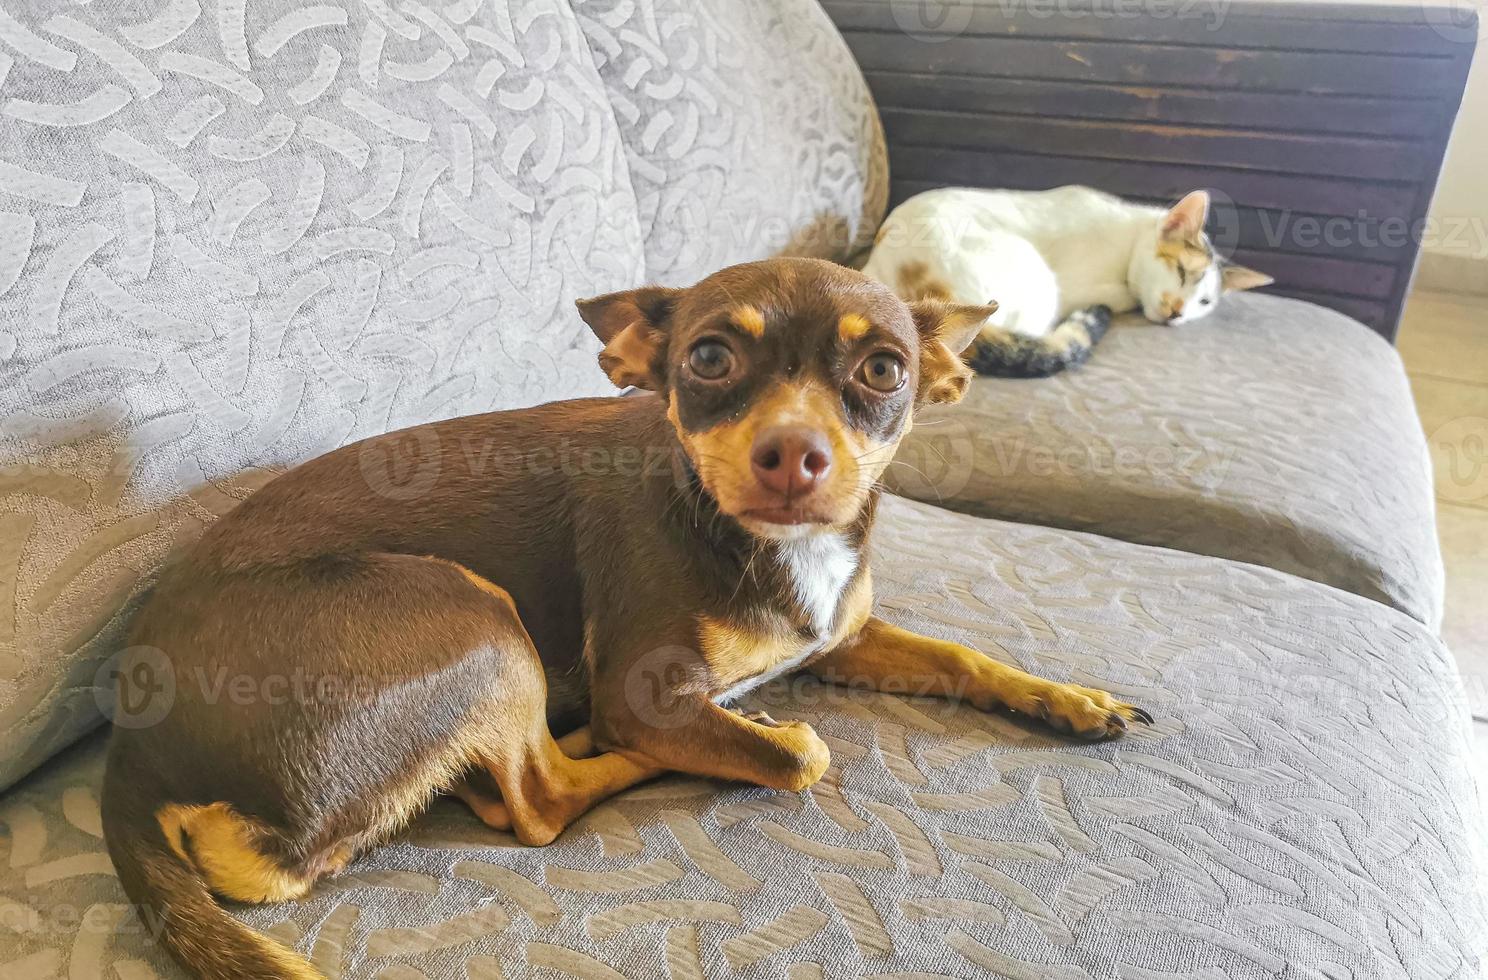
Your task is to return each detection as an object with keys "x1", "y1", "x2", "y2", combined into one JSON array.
[{"x1": 1130, "y1": 191, "x2": 1272, "y2": 325}]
